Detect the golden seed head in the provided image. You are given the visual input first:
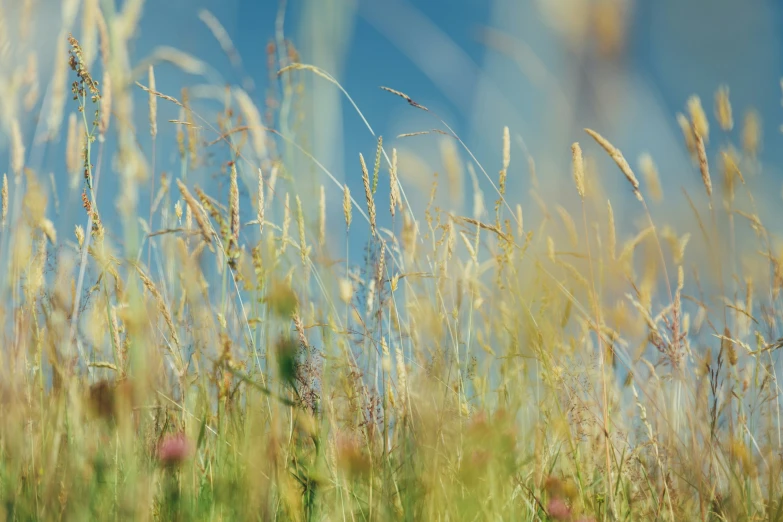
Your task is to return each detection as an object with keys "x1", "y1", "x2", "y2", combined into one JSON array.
[
  {"x1": 389, "y1": 148, "x2": 400, "y2": 217},
  {"x1": 715, "y1": 85, "x2": 733, "y2": 132},
  {"x1": 584, "y1": 128, "x2": 640, "y2": 197},
  {"x1": 343, "y1": 184, "x2": 352, "y2": 230},
  {"x1": 360, "y1": 153, "x2": 376, "y2": 234},
  {"x1": 148, "y1": 65, "x2": 157, "y2": 137},
  {"x1": 571, "y1": 142, "x2": 585, "y2": 199},
  {"x1": 687, "y1": 95, "x2": 709, "y2": 142}
]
